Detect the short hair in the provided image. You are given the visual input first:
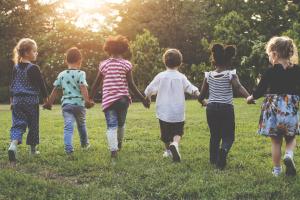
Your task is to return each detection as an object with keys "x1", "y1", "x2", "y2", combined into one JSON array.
[
  {"x1": 66, "y1": 47, "x2": 82, "y2": 64},
  {"x1": 211, "y1": 43, "x2": 236, "y2": 67},
  {"x1": 103, "y1": 35, "x2": 129, "y2": 56},
  {"x1": 163, "y1": 49, "x2": 183, "y2": 68},
  {"x1": 266, "y1": 36, "x2": 298, "y2": 64},
  {"x1": 13, "y1": 38, "x2": 37, "y2": 64}
]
